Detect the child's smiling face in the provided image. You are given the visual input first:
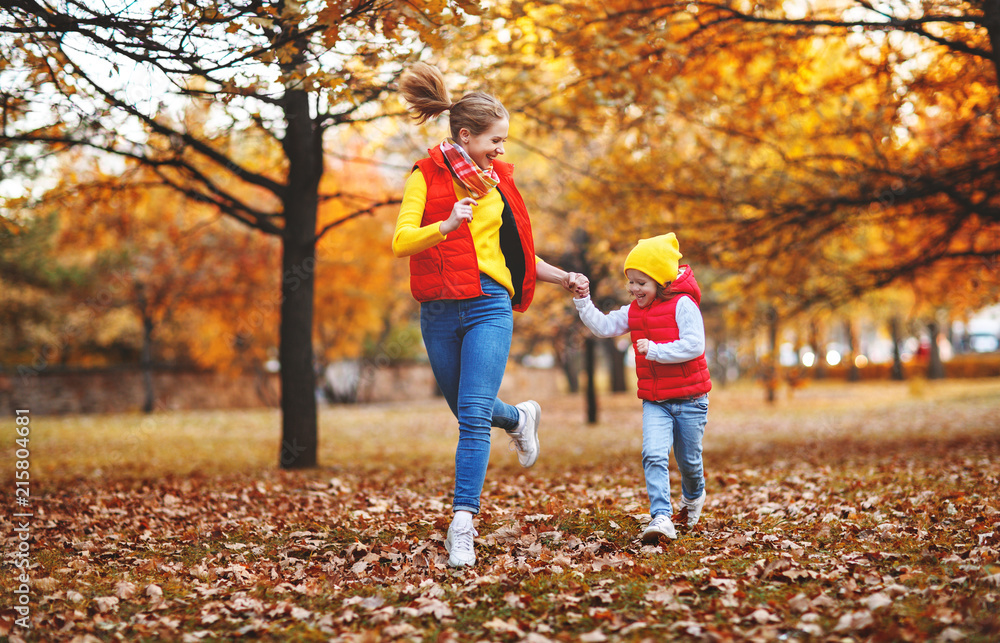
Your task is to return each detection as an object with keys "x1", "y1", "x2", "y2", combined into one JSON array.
[{"x1": 626, "y1": 269, "x2": 661, "y2": 308}]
